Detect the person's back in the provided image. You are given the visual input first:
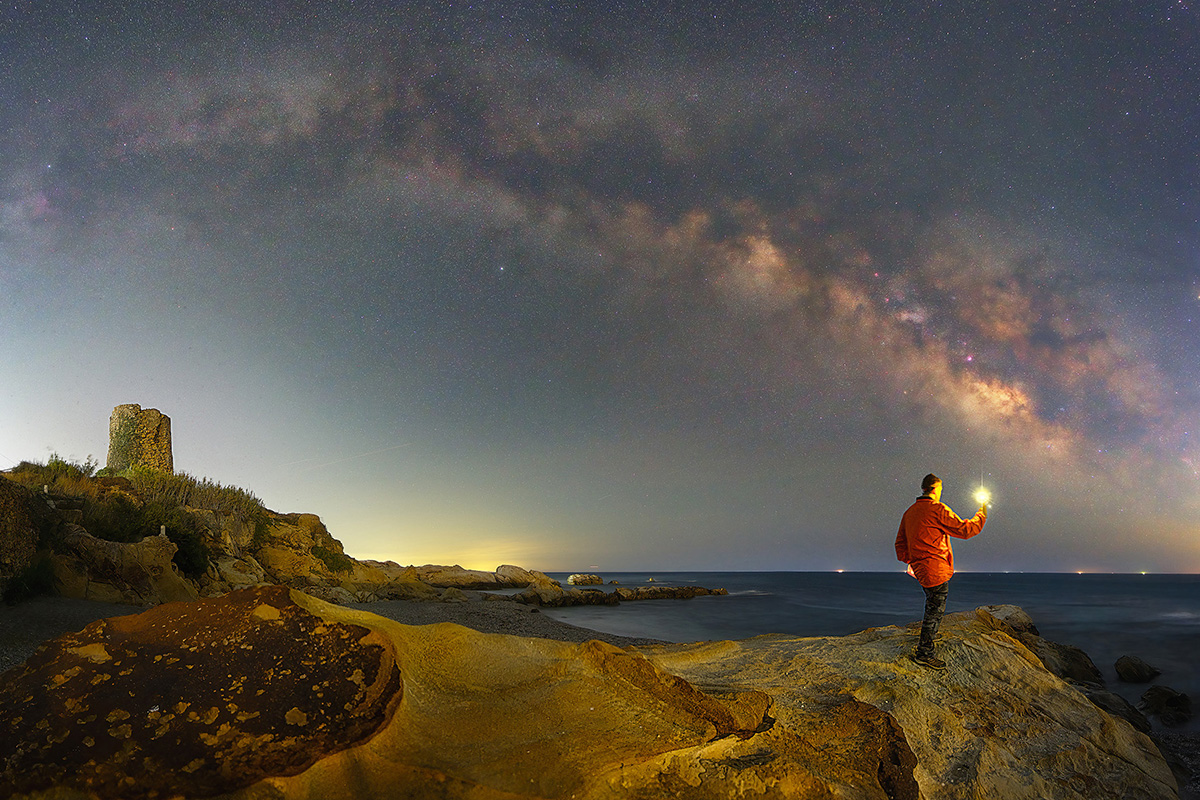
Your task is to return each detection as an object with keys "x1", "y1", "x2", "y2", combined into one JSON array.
[
  {"x1": 894, "y1": 473, "x2": 986, "y2": 670},
  {"x1": 896, "y1": 494, "x2": 984, "y2": 588}
]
